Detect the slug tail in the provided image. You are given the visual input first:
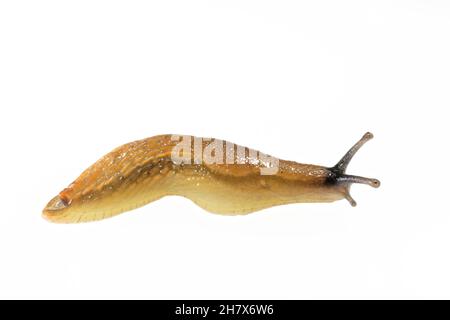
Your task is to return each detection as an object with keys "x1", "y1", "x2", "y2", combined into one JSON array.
[{"x1": 330, "y1": 132, "x2": 380, "y2": 207}]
